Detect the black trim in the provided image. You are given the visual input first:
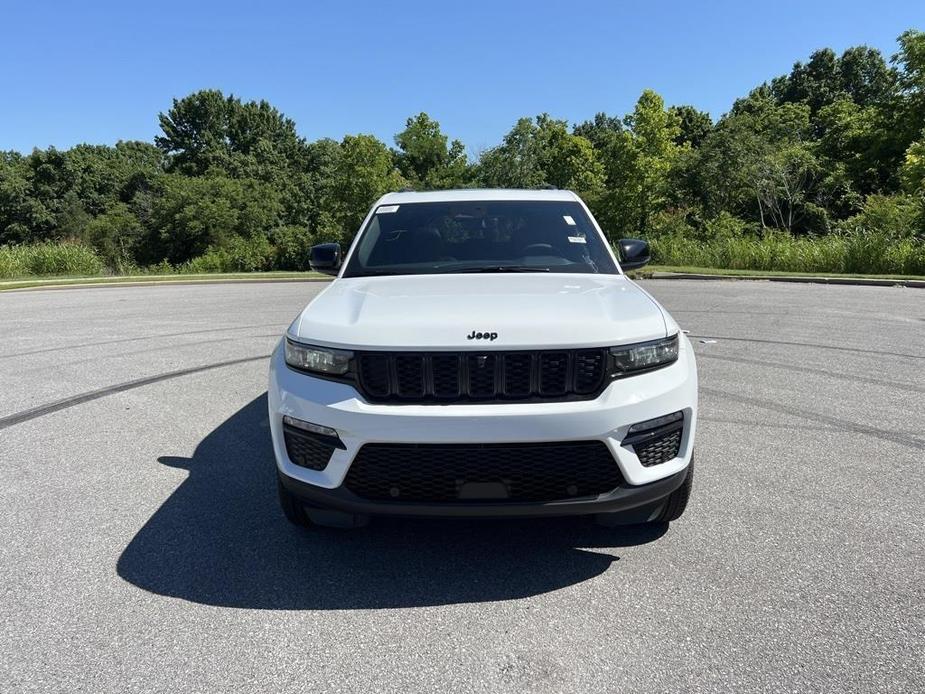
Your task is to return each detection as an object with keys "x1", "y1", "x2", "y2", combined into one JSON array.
[
  {"x1": 621, "y1": 419, "x2": 684, "y2": 447},
  {"x1": 283, "y1": 422, "x2": 346, "y2": 450},
  {"x1": 283, "y1": 335, "x2": 680, "y2": 405},
  {"x1": 278, "y1": 465, "x2": 690, "y2": 518}
]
